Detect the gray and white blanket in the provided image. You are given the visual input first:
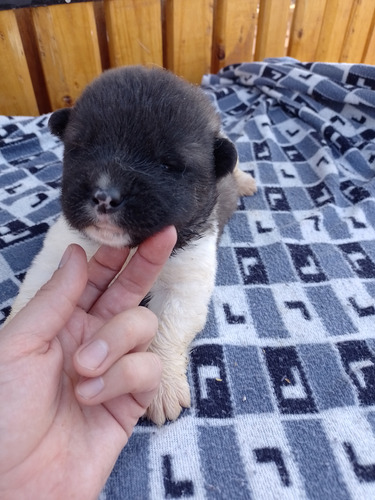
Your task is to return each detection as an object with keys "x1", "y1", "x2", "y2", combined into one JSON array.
[{"x1": 1, "y1": 58, "x2": 375, "y2": 499}]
